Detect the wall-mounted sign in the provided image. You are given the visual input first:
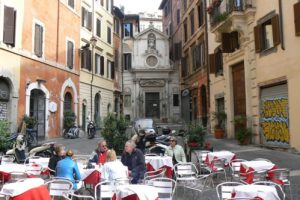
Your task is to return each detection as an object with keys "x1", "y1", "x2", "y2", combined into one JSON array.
[
  {"x1": 140, "y1": 79, "x2": 165, "y2": 87},
  {"x1": 49, "y1": 102, "x2": 57, "y2": 113}
]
